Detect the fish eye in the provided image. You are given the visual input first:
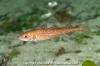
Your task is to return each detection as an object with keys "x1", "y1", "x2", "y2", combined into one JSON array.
[{"x1": 24, "y1": 35, "x2": 28, "y2": 38}]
